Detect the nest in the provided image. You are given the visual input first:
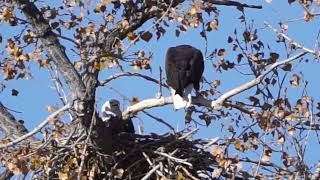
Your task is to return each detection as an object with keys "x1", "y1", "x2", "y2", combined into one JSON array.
[
  {"x1": 26, "y1": 127, "x2": 226, "y2": 179},
  {"x1": 2, "y1": 122, "x2": 246, "y2": 180}
]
